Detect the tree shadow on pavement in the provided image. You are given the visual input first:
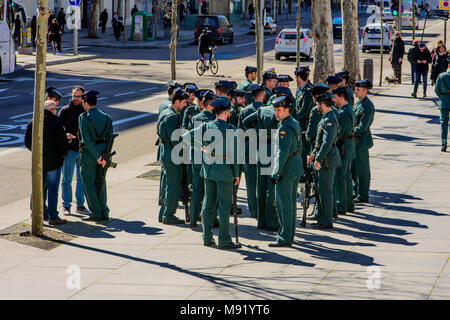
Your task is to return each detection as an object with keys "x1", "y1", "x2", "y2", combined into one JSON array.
[{"x1": 375, "y1": 108, "x2": 440, "y2": 125}]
